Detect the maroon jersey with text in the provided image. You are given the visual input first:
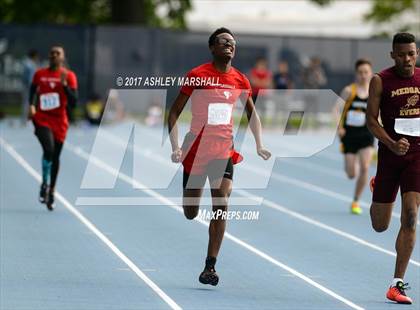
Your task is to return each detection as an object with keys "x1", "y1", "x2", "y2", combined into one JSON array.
[{"x1": 378, "y1": 66, "x2": 420, "y2": 153}]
